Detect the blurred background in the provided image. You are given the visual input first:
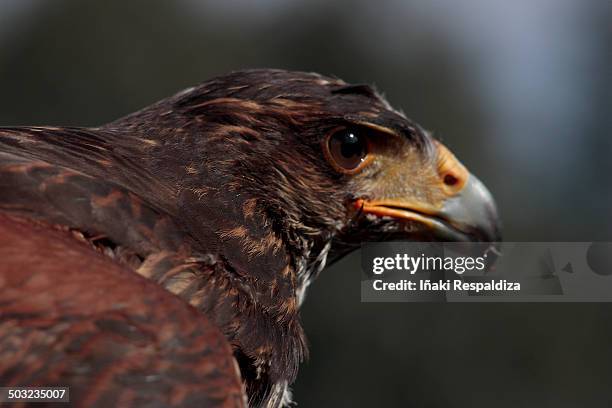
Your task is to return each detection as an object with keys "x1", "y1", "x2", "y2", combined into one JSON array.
[{"x1": 0, "y1": 0, "x2": 610, "y2": 406}]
